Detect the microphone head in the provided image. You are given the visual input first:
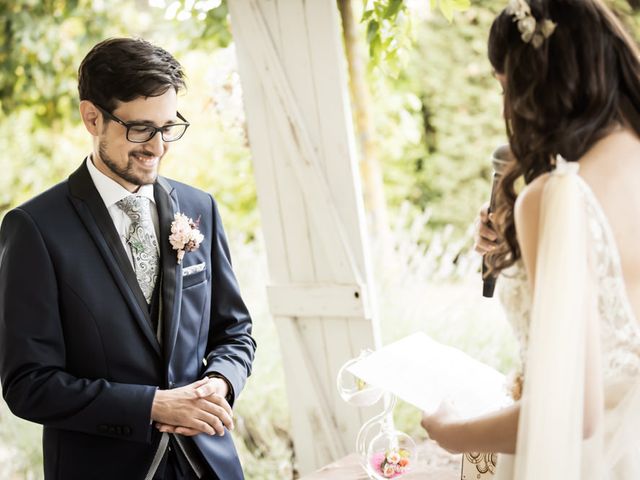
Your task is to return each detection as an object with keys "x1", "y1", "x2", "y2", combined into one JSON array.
[{"x1": 491, "y1": 144, "x2": 512, "y2": 175}]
